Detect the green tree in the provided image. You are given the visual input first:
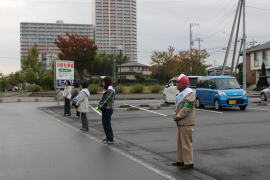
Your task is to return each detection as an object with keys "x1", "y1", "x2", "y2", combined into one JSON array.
[
  {"x1": 55, "y1": 33, "x2": 97, "y2": 81},
  {"x1": 256, "y1": 62, "x2": 269, "y2": 90},
  {"x1": 21, "y1": 45, "x2": 44, "y2": 85},
  {"x1": 0, "y1": 76, "x2": 8, "y2": 92}
]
